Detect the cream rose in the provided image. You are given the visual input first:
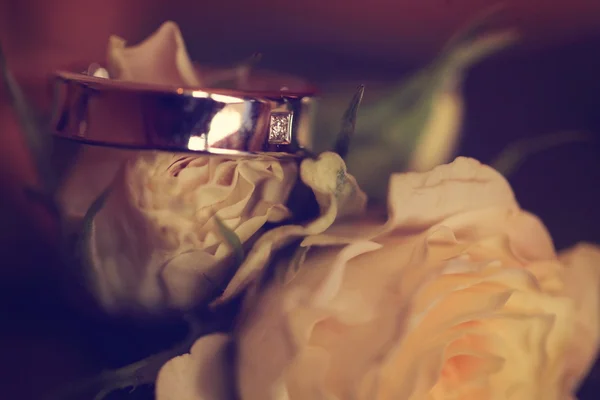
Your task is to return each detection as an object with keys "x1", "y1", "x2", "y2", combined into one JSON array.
[
  {"x1": 156, "y1": 157, "x2": 600, "y2": 399},
  {"x1": 85, "y1": 151, "x2": 297, "y2": 314}
]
